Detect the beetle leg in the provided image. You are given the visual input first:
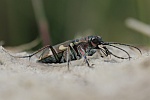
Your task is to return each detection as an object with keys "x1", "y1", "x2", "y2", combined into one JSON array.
[
  {"x1": 3, "y1": 45, "x2": 52, "y2": 60},
  {"x1": 77, "y1": 45, "x2": 92, "y2": 68},
  {"x1": 39, "y1": 47, "x2": 50, "y2": 59},
  {"x1": 69, "y1": 45, "x2": 80, "y2": 60},
  {"x1": 26, "y1": 45, "x2": 61, "y2": 63},
  {"x1": 49, "y1": 46, "x2": 60, "y2": 62},
  {"x1": 60, "y1": 46, "x2": 72, "y2": 70},
  {"x1": 66, "y1": 46, "x2": 71, "y2": 70},
  {"x1": 4, "y1": 45, "x2": 61, "y2": 63}
]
